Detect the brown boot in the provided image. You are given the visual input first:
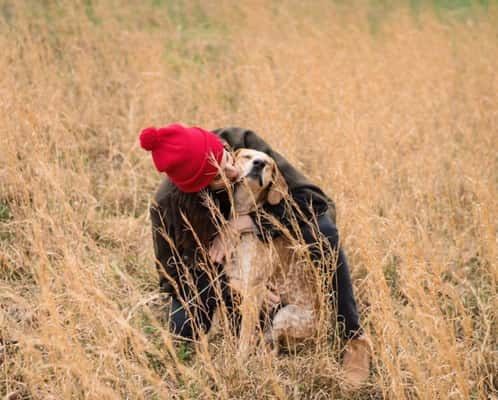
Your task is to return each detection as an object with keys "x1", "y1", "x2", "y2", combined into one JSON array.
[{"x1": 342, "y1": 333, "x2": 373, "y2": 388}]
